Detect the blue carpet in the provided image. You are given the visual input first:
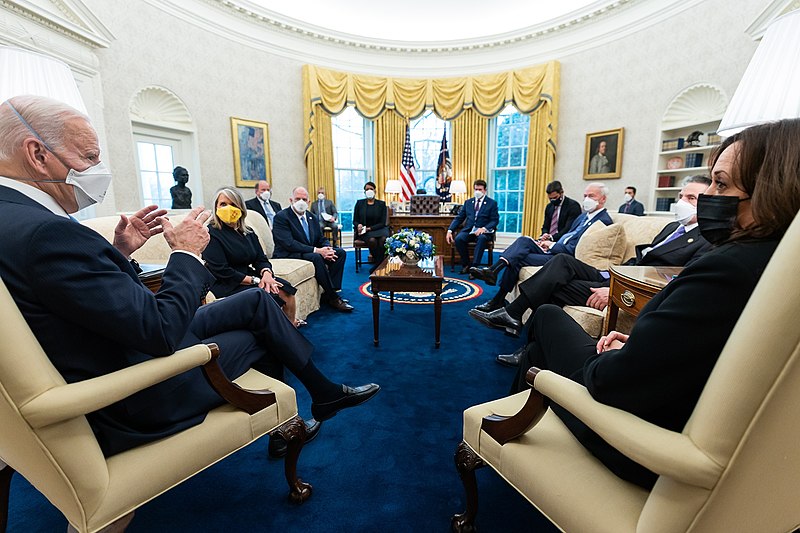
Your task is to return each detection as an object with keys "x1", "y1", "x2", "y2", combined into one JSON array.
[{"x1": 7, "y1": 252, "x2": 559, "y2": 532}]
